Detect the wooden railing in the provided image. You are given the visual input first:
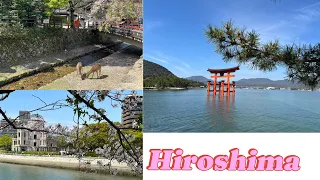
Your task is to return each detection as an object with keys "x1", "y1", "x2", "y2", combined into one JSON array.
[{"x1": 109, "y1": 25, "x2": 143, "y2": 42}]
